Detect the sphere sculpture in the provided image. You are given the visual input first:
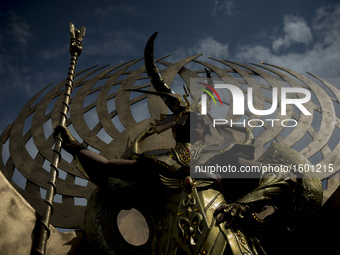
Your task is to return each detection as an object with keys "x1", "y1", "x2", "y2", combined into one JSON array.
[{"x1": 0, "y1": 29, "x2": 339, "y2": 255}]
